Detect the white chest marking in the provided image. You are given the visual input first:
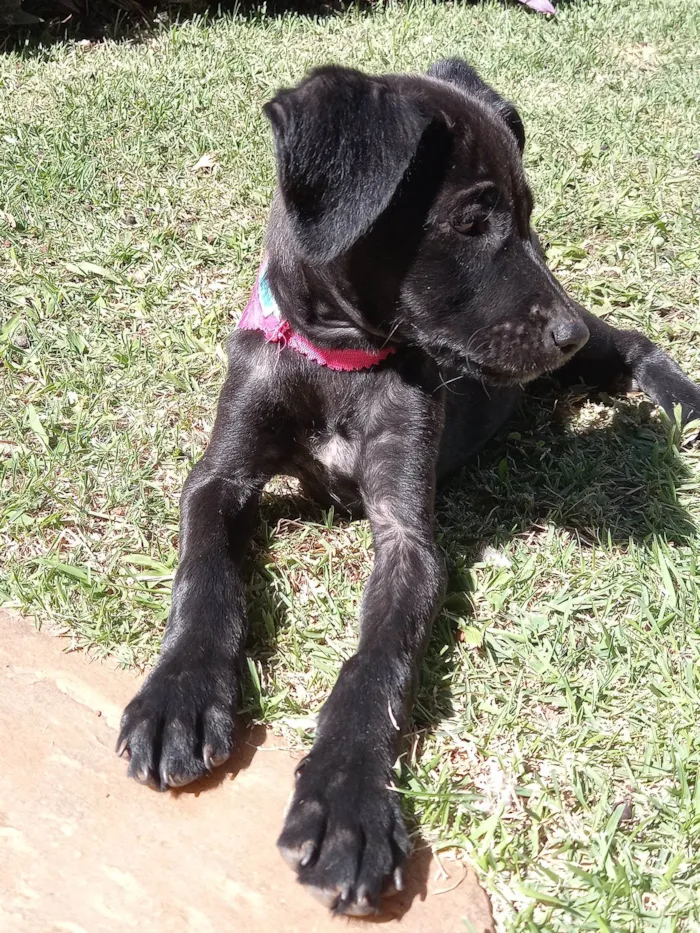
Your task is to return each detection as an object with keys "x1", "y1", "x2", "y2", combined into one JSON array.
[{"x1": 316, "y1": 434, "x2": 356, "y2": 477}]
